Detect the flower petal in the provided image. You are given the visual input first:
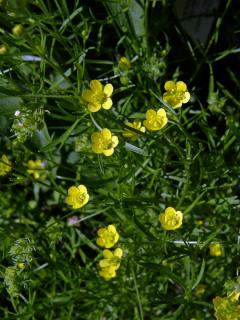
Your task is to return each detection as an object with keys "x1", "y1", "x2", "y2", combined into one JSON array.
[
  {"x1": 132, "y1": 120, "x2": 141, "y2": 129},
  {"x1": 145, "y1": 109, "x2": 156, "y2": 119},
  {"x1": 103, "y1": 148, "x2": 114, "y2": 156},
  {"x1": 97, "y1": 228, "x2": 105, "y2": 236},
  {"x1": 172, "y1": 101, "x2": 183, "y2": 109},
  {"x1": 90, "y1": 79, "x2": 102, "y2": 92},
  {"x1": 108, "y1": 225, "x2": 116, "y2": 233},
  {"x1": 88, "y1": 103, "x2": 101, "y2": 112},
  {"x1": 114, "y1": 248, "x2": 123, "y2": 258},
  {"x1": 103, "y1": 83, "x2": 113, "y2": 97},
  {"x1": 82, "y1": 89, "x2": 94, "y2": 102},
  {"x1": 182, "y1": 91, "x2": 190, "y2": 103},
  {"x1": 72, "y1": 203, "x2": 81, "y2": 209},
  {"x1": 103, "y1": 249, "x2": 113, "y2": 259},
  {"x1": 102, "y1": 98, "x2": 113, "y2": 110},
  {"x1": 159, "y1": 213, "x2": 165, "y2": 225},
  {"x1": 99, "y1": 259, "x2": 111, "y2": 268},
  {"x1": 162, "y1": 93, "x2": 172, "y2": 104},
  {"x1": 91, "y1": 132, "x2": 102, "y2": 144},
  {"x1": 92, "y1": 144, "x2": 102, "y2": 154},
  {"x1": 68, "y1": 186, "x2": 78, "y2": 196},
  {"x1": 164, "y1": 81, "x2": 176, "y2": 91},
  {"x1": 165, "y1": 207, "x2": 176, "y2": 217},
  {"x1": 96, "y1": 238, "x2": 105, "y2": 247},
  {"x1": 77, "y1": 185, "x2": 87, "y2": 194},
  {"x1": 101, "y1": 128, "x2": 112, "y2": 140},
  {"x1": 157, "y1": 108, "x2": 166, "y2": 117},
  {"x1": 82, "y1": 193, "x2": 89, "y2": 206},
  {"x1": 176, "y1": 81, "x2": 187, "y2": 91},
  {"x1": 111, "y1": 136, "x2": 119, "y2": 148}
]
